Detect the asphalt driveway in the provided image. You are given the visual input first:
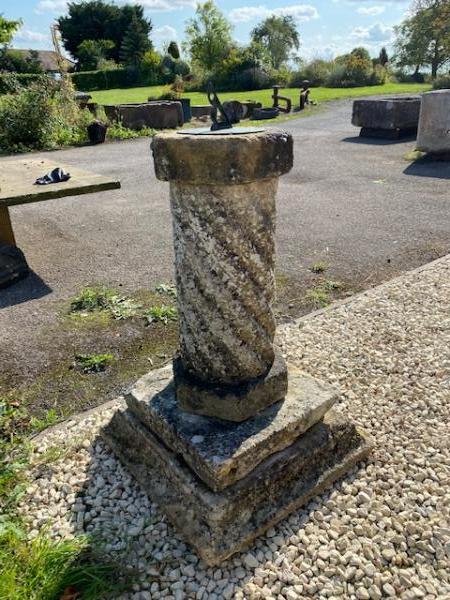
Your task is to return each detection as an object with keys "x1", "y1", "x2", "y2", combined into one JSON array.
[{"x1": 1, "y1": 98, "x2": 450, "y2": 396}]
